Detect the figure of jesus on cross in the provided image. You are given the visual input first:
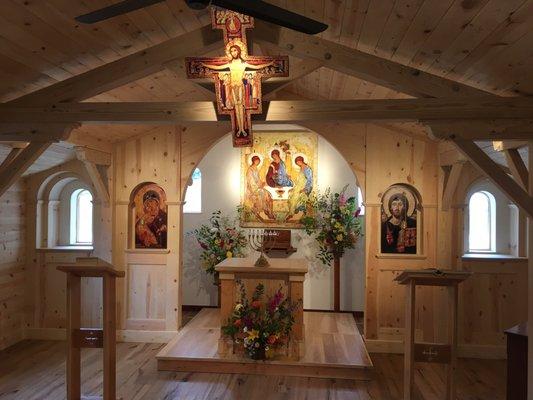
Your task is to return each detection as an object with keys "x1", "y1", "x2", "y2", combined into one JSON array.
[{"x1": 185, "y1": 9, "x2": 289, "y2": 147}]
